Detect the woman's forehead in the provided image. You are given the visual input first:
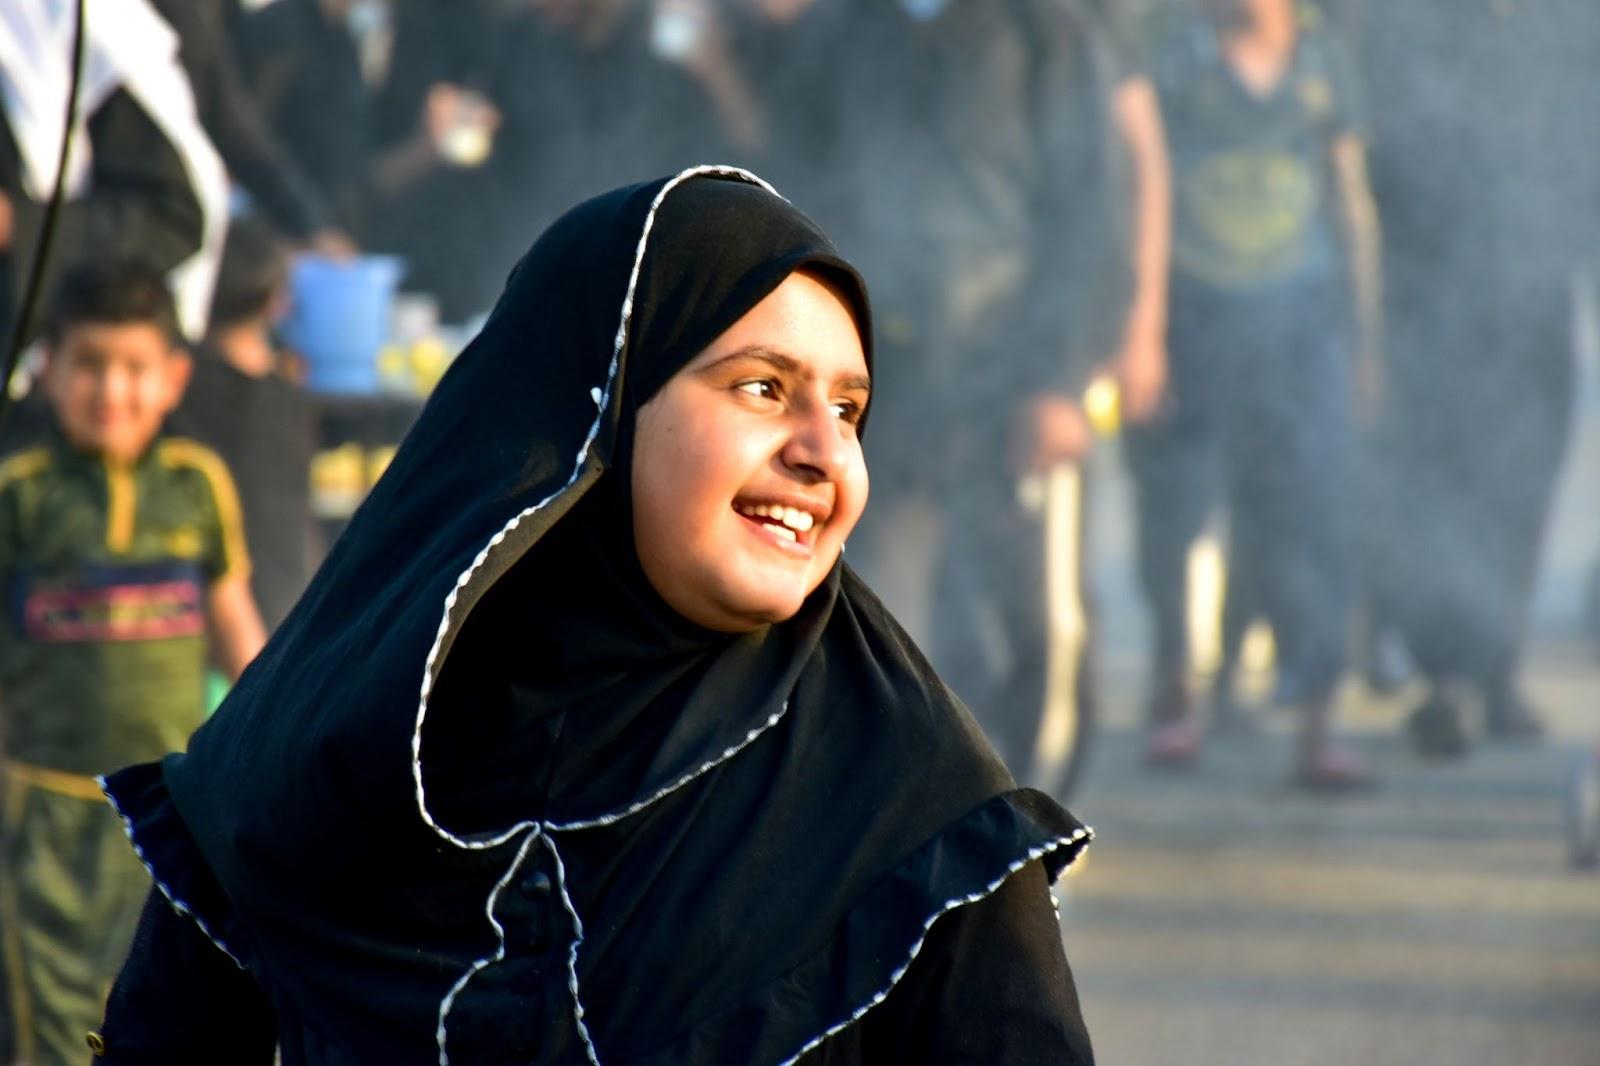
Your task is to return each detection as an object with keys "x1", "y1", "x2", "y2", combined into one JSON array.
[{"x1": 688, "y1": 272, "x2": 869, "y2": 381}]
